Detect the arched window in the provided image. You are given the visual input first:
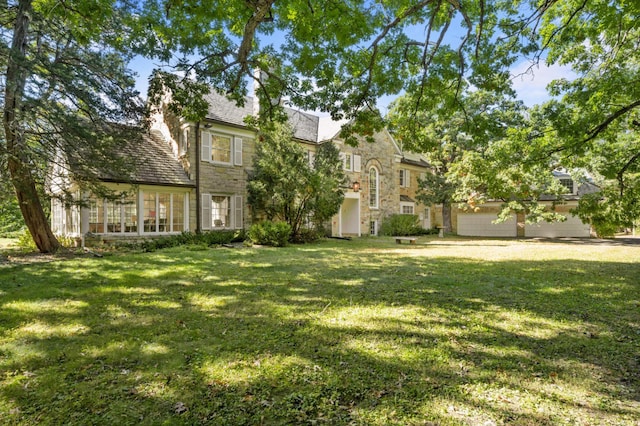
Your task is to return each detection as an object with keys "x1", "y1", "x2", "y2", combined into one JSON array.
[{"x1": 369, "y1": 167, "x2": 379, "y2": 208}]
